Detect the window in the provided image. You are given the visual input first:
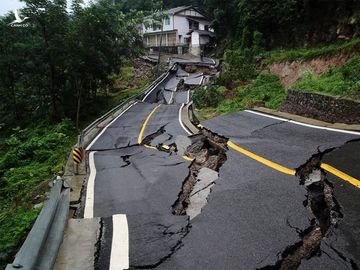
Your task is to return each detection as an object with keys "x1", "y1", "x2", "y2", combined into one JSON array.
[
  {"x1": 205, "y1": 25, "x2": 209, "y2": 31},
  {"x1": 189, "y1": 20, "x2": 199, "y2": 30},
  {"x1": 164, "y1": 17, "x2": 170, "y2": 26}
]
